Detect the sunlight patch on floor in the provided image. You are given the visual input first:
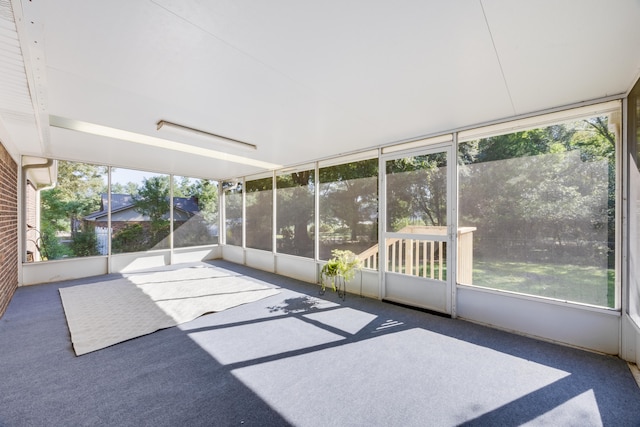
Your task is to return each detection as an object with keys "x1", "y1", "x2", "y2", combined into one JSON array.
[
  {"x1": 522, "y1": 390, "x2": 601, "y2": 427},
  {"x1": 187, "y1": 317, "x2": 344, "y2": 365},
  {"x1": 230, "y1": 328, "x2": 573, "y2": 426}
]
